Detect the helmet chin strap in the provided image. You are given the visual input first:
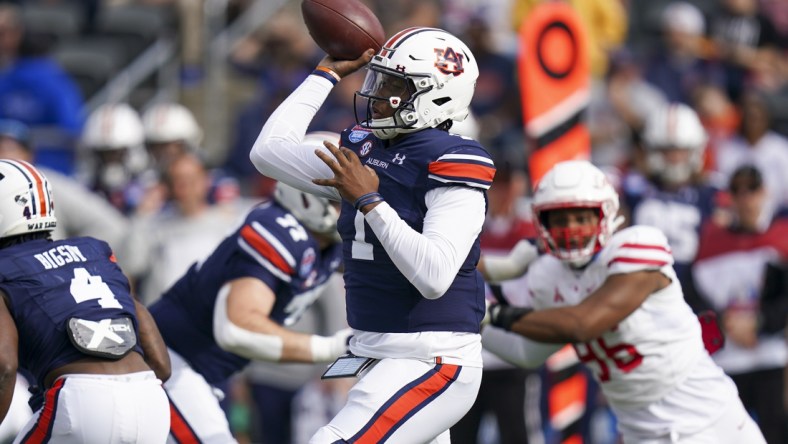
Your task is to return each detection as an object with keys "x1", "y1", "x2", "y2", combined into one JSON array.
[{"x1": 370, "y1": 110, "x2": 421, "y2": 139}]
